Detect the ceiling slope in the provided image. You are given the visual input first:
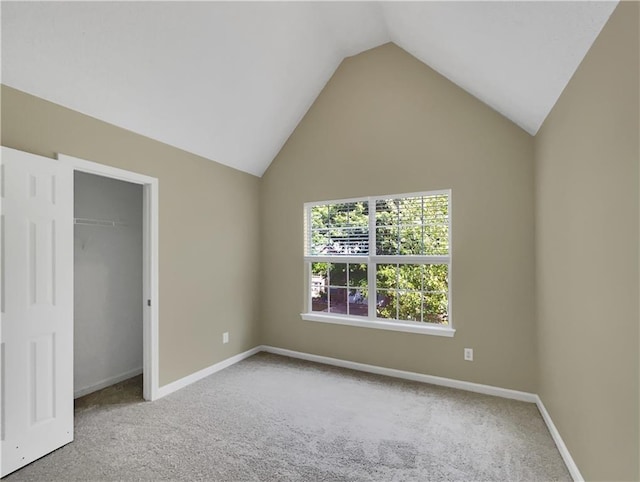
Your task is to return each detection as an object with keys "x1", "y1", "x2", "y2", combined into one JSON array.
[
  {"x1": 1, "y1": 2, "x2": 388, "y2": 176},
  {"x1": 1, "y1": 2, "x2": 617, "y2": 176},
  {"x1": 381, "y1": 1, "x2": 618, "y2": 135}
]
